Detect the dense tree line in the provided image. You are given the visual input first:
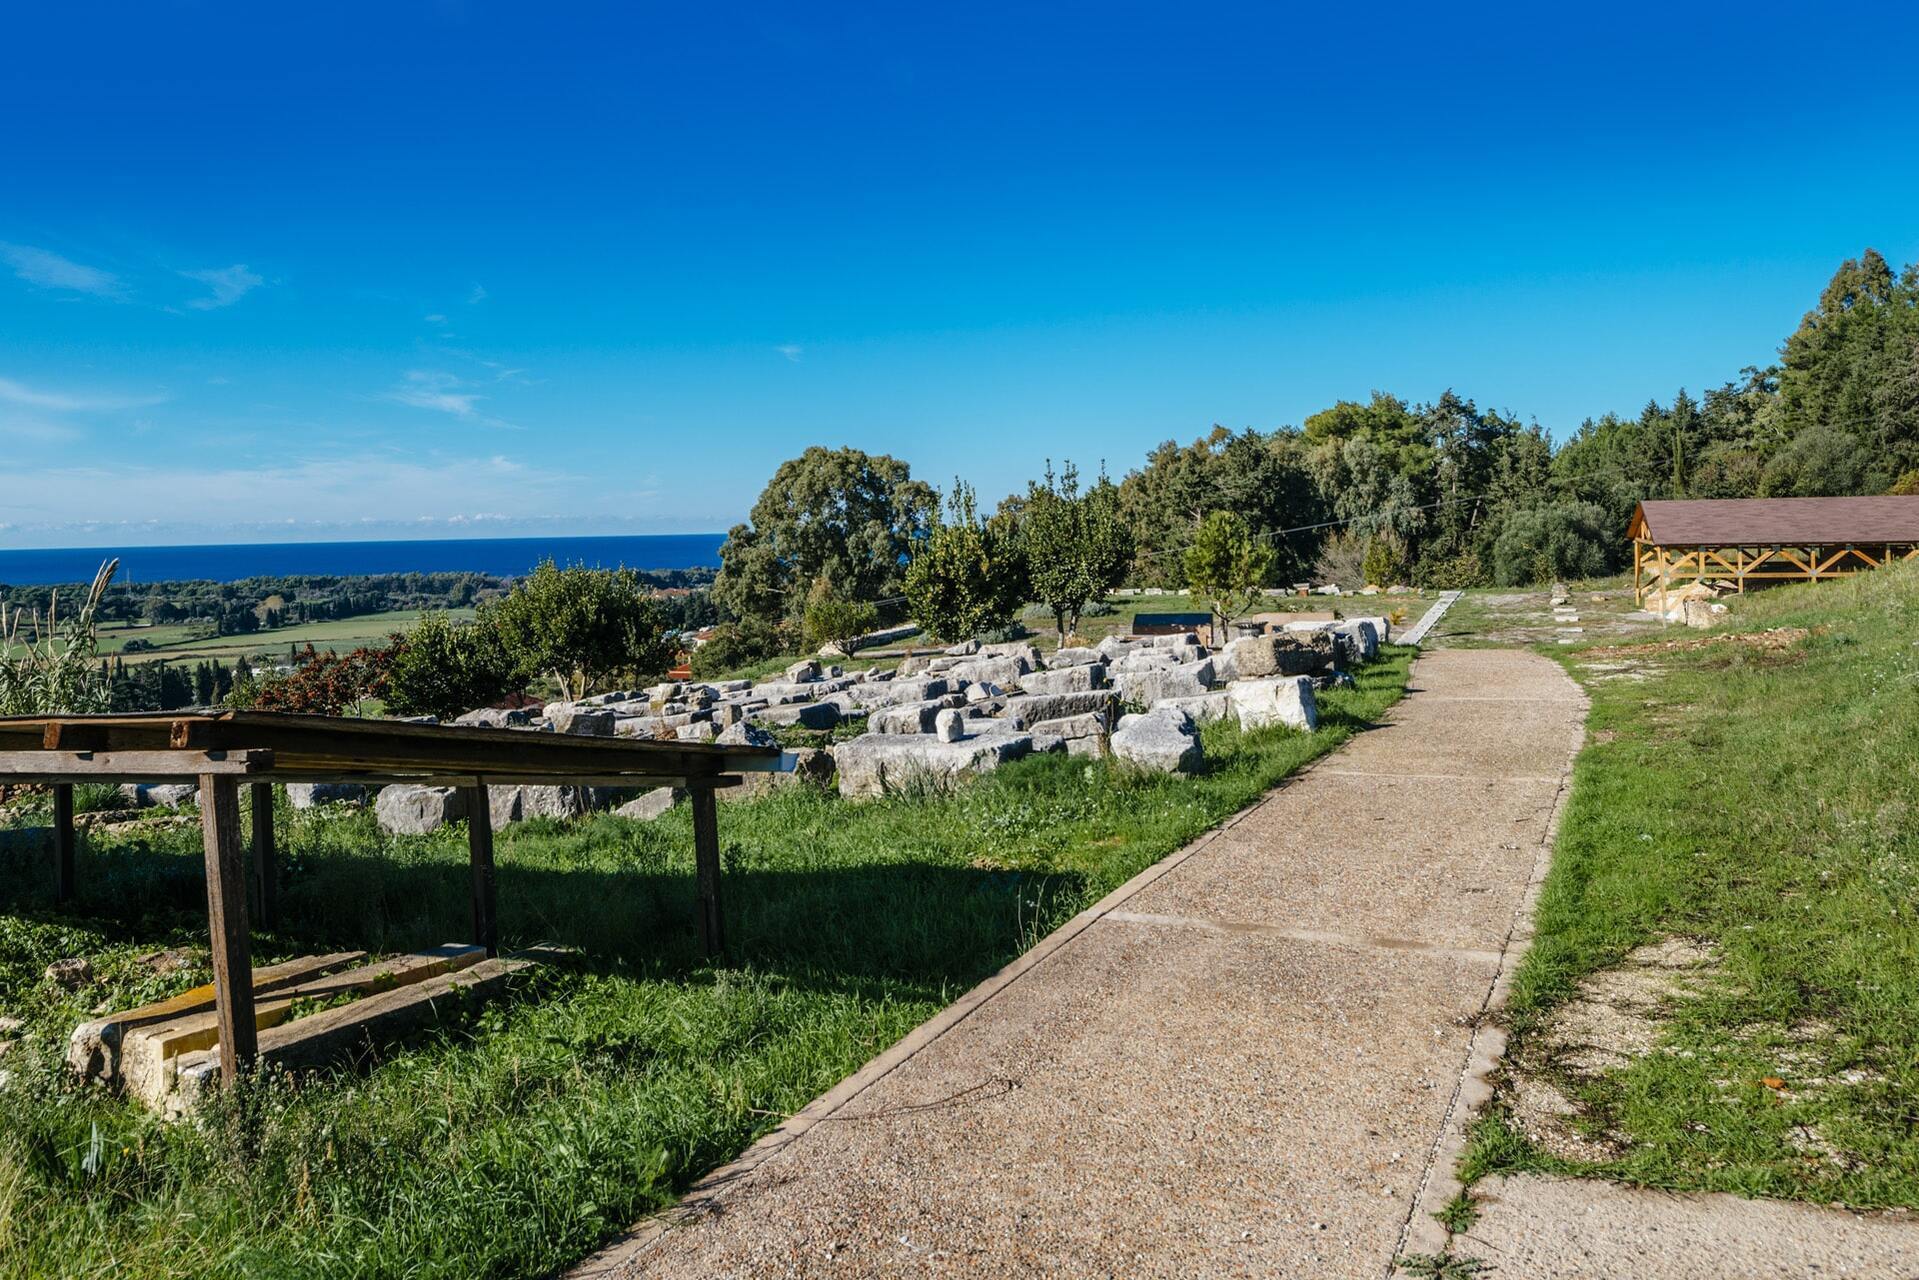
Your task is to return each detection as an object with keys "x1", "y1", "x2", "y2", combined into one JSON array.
[
  {"x1": 0, "y1": 566, "x2": 718, "y2": 638},
  {"x1": 697, "y1": 249, "x2": 1919, "y2": 667}
]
